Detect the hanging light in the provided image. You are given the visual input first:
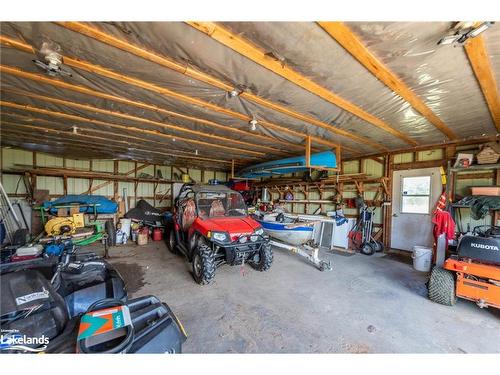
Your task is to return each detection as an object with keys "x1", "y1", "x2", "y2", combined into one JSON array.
[
  {"x1": 249, "y1": 119, "x2": 258, "y2": 131},
  {"x1": 72, "y1": 126, "x2": 78, "y2": 134},
  {"x1": 195, "y1": 149, "x2": 199, "y2": 155}
]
